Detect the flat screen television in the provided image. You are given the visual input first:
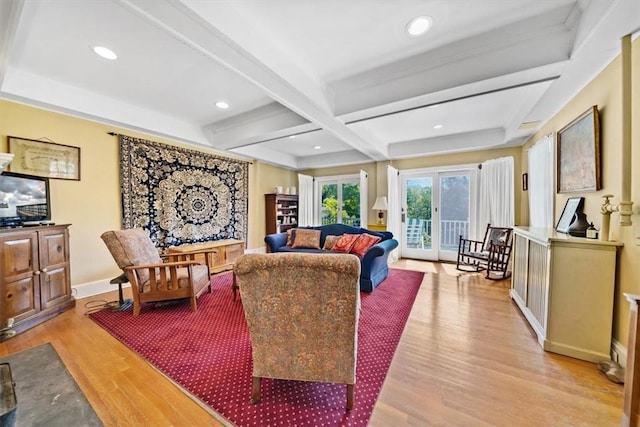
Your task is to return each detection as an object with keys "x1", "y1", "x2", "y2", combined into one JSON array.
[{"x1": 0, "y1": 171, "x2": 51, "y2": 227}]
